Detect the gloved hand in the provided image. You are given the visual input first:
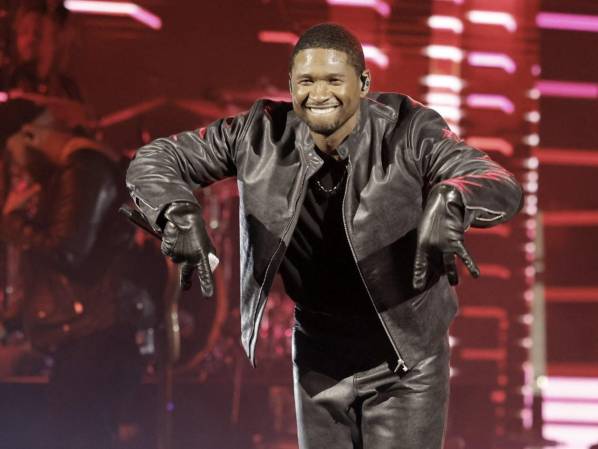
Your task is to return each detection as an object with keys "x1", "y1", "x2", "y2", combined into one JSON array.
[
  {"x1": 412, "y1": 184, "x2": 480, "y2": 290},
  {"x1": 160, "y1": 201, "x2": 216, "y2": 296}
]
